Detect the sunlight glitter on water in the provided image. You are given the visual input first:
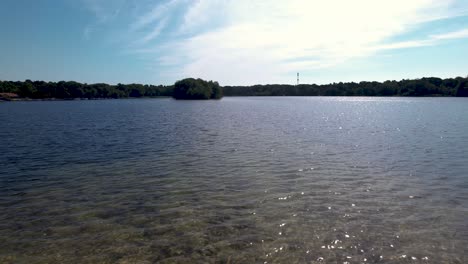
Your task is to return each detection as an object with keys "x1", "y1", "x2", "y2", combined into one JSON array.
[{"x1": 1, "y1": 97, "x2": 467, "y2": 263}]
